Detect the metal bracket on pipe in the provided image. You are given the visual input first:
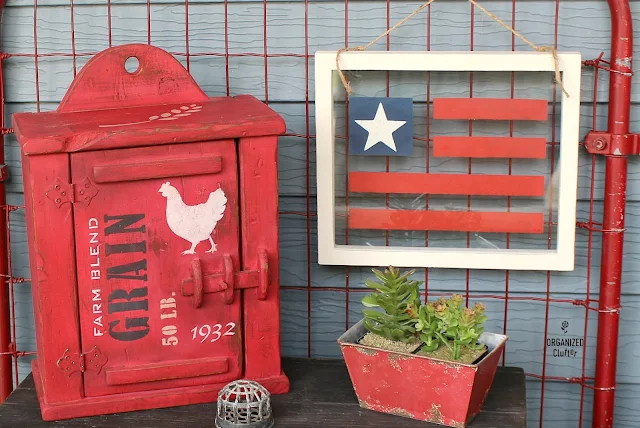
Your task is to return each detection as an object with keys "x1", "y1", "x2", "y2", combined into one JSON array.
[{"x1": 584, "y1": 130, "x2": 640, "y2": 156}]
